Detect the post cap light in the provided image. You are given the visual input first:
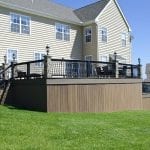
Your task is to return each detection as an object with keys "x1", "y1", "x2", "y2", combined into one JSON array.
[{"x1": 138, "y1": 58, "x2": 141, "y2": 65}]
